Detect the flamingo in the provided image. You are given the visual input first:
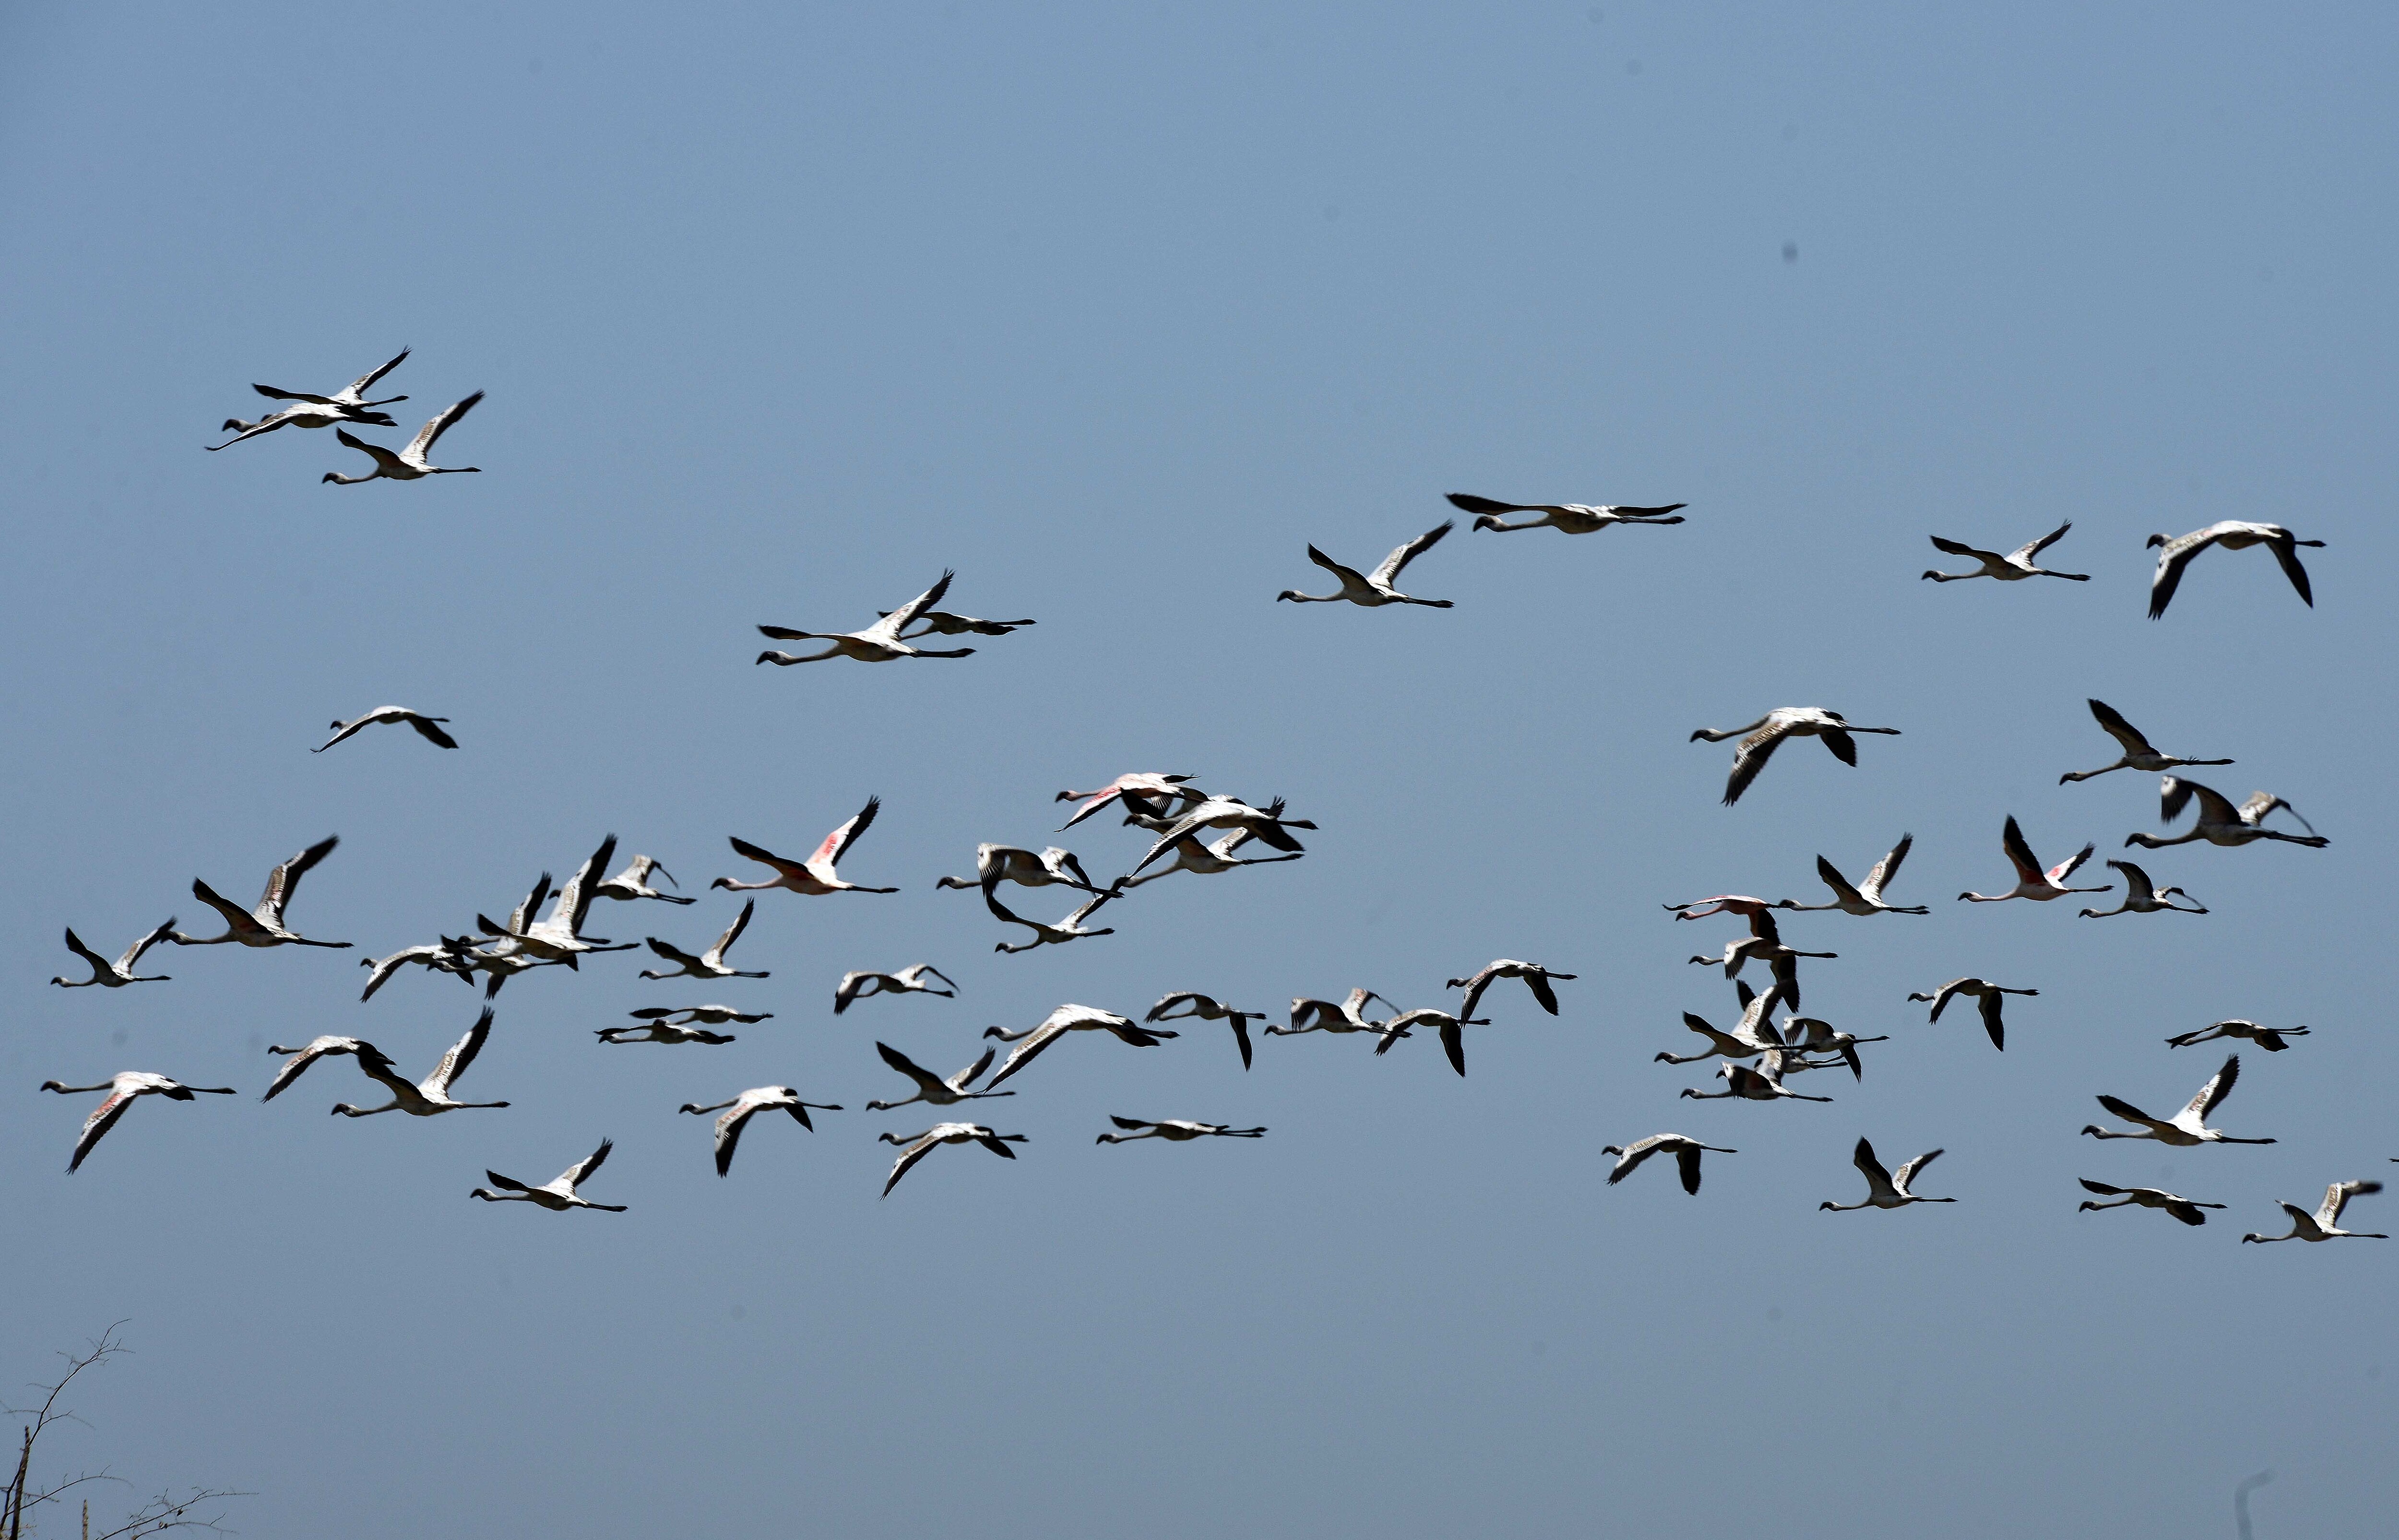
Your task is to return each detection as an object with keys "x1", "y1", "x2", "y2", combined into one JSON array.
[
  {"x1": 1681, "y1": 1052, "x2": 1834, "y2": 1103},
  {"x1": 877, "y1": 1123, "x2": 1027, "y2": 1197},
  {"x1": 321, "y1": 392, "x2": 484, "y2": 484},
  {"x1": 1603, "y1": 1133, "x2": 1737, "y2": 1194},
  {"x1": 1820, "y1": 1138, "x2": 1955, "y2": 1211},
  {"x1": 1906, "y1": 978, "x2": 2037, "y2": 1051},
  {"x1": 480, "y1": 835, "x2": 638, "y2": 965},
  {"x1": 1446, "y1": 960, "x2": 1577, "y2": 1021},
  {"x1": 987, "y1": 883, "x2": 1125, "y2": 955},
  {"x1": 2243, "y1": 1181, "x2": 2386, "y2": 1244},
  {"x1": 51, "y1": 919, "x2": 177, "y2": 988},
  {"x1": 1148, "y1": 993, "x2": 1268, "y2": 1070},
  {"x1": 679, "y1": 1086, "x2": 842, "y2": 1176},
  {"x1": 2078, "y1": 859, "x2": 2207, "y2": 918},
  {"x1": 1920, "y1": 521, "x2": 2088, "y2": 582},
  {"x1": 1663, "y1": 894, "x2": 1784, "y2": 921},
  {"x1": 591, "y1": 854, "x2": 694, "y2": 905},
  {"x1": 640, "y1": 900, "x2": 769, "y2": 981},
  {"x1": 1688, "y1": 707, "x2": 1900, "y2": 806},
  {"x1": 2125, "y1": 779, "x2": 2328, "y2": 853},
  {"x1": 883, "y1": 608, "x2": 1036, "y2": 637},
  {"x1": 1054, "y1": 772, "x2": 1201, "y2": 831},
  {"x1": 981, "y1": 1004, "x2": 1174, "y2": 1088},
  {"x1": 208, "y1": 347, "x2": 409, "y2": 448},
  {"x1": 1112, "y1": 785, "x2": 1213, "y2": 832},
  {"x1": 834, "y1": 964, "x2": 957, "y2": 1015},
  {"x1": 1129, "y1": 797, "x2": 1316, "y2": 876},
  {"x1": 451, "y1": 873, "x2": 565, "y2": 997},
  {"x1": 863, "y1": 1043, "x2": 1014, "y2": 1113},
  {"x1": 1269, "y1": 988, "x2": 1395, "y2": 1037},
  {"x1": 1370, "y1": 1009, "x2": 1490, "y2": 1075},
  {"x1": 933, "y1": 843, "x2": 1102, "y2": 898},
  {"x1": 472, "y1": 1138, "x2": 627, "y2": 1211},
  {"x1": 39, "y1": 1072, "x2": 237, "y2": 1171},
  {"x1": 1653, "y1": 980, "x2": 1786, "y2": 1066},
  {"x1": 2147, "y1": 521, "x2": 2325, "y2": 618},
  {"x1": 314, "y1": 706, "x2": 456, "y2": 753},
  {"x1": 595, "y1": 1019, "x2": 738, "y2": 1046},
  {"x1": 1446, "y1": 491, "x2": 1686, "y2": 534},
  {"x1": 1775, "y1": 1018, "x2": 1888, "y2": 1080},
  {"x1": 1276, "y1": 520, "x2": 1456, "y2": 607},
  {"x1": 170, "y1": 835, "x2": 351, "y2": 950},
  {"x1": 2081, "y1": 1054, "x2": 2275, "y2": 1146},
  {"x1": 357, "y1": 940, "x2": 477, "y2": 1001},
  {"x1": 1119, "y1": 827, "x2": 1305, "y2": 888},
  {"x1": 714, "y1": 798, "x2": 898, "y2": 896},
  {"x1": 329, "y1": 1009, "x2": 511, "y2": 1117},
  {"x1": 1783, "y1": 834, "x2": 1928, "y2": 916},
  {"x1": 261, "y1": 1036, "x2": 375, "y2": 1101},
  {"x1": 755, "y1": 571, "x2": 977, "y2": 663},
  {"x1": 2057, "y1": 699, "x2": 2232, "y2": 784},
  {"x1": 2076, "y1": 1179, "x2": 2224, "y2": 1227},
  {"x1": 1959, "y1": 816, "x2": 2110, "y2": 903},
  {"x1": 1096, "y1": 1116, "x2": 1267, "y2": 1144},
  {"x1": 2164, "y1": 1019, "x2": 2308, "y2": 1053},
  {"x1": 1686, "y1": 910, "x2": 1833, "y2": 1008}
]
